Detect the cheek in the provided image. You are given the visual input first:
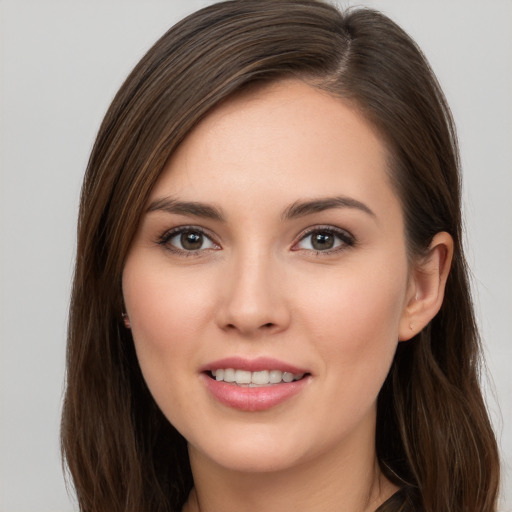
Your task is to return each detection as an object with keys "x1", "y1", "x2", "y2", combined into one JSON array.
[
  {"x1": 123, "y1": 259, "x2": 213, "y2": 344},
  {"x1": 121, "y1": 258, "x2": 223, "y2": 437},
  {"x1": 295, "y1": 256, "x2": 407, "y2": 382},
  {"x1": 121, "y1": 256, "x2": 216, "y2": 398}
]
